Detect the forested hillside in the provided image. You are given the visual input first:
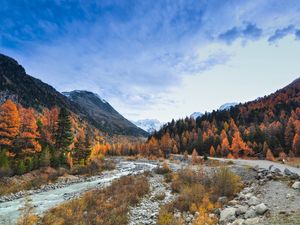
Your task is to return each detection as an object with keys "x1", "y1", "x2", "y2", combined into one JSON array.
[{"x1": 150, "y1": 78, "x2": 300, "y2": 159}]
